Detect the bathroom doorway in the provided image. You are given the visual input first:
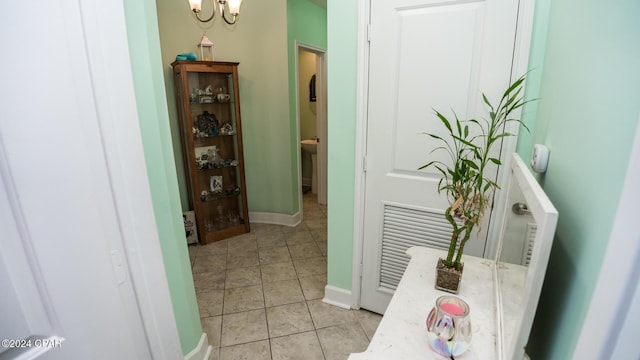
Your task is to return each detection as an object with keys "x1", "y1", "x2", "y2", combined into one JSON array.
[{"x1": 296, "y1": 43, "x2": 327, "y2": 212}]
